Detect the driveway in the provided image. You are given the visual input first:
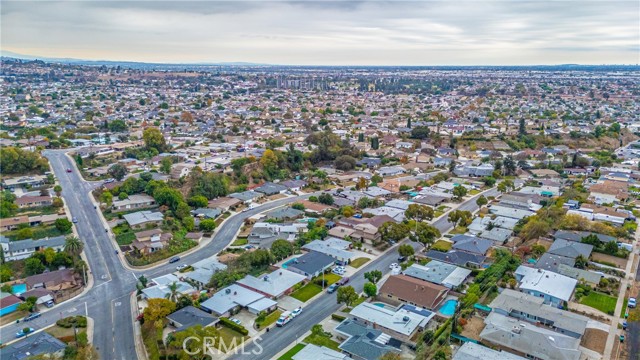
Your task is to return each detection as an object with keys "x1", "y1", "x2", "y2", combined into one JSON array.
[{"x1": 278, "y1": 296, "x2": 304, "y2": 311}]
